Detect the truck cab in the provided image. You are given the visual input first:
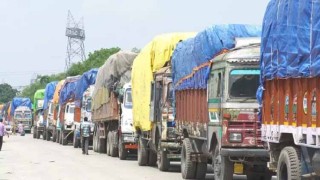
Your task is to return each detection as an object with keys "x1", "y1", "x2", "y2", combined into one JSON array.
[
  {"x1": 14, "y1": 106, "x2": 32, "y2": 133},
  {"x1": 120, "y1": 83, "x2": 133, "y2": 134},
  {"x1": 149, "y1": 66, "x2": 178, "y2": 171},
  {"x1": 64, "y1": 102, "x2": 75, "y2": 131}
]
